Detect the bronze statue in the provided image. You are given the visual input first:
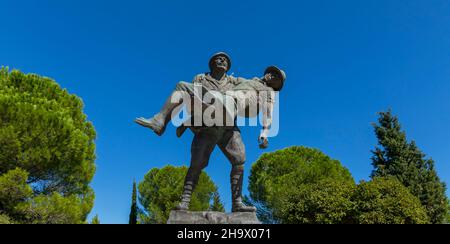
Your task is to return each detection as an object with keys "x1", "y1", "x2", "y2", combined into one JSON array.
[{"x1": 135, "y1": 52, "x2": 285, "y2": 212}]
